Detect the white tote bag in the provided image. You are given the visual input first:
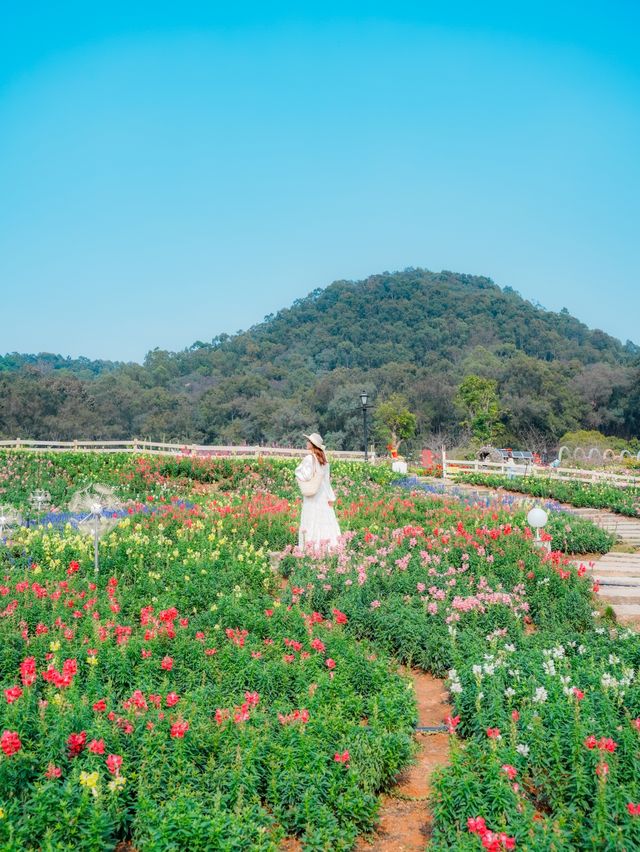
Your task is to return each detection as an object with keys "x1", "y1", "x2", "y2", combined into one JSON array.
[{"x1": 298, "y1": 456, "x2": 323, "y2": 497}]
